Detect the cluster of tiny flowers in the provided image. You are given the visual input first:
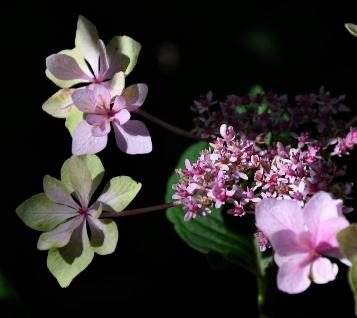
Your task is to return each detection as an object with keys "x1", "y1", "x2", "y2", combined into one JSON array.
[
  {"x1": 173, "y1": 125, "x2": 352, "y2": 251},
  {"x1": 330, "y1": 128, "x2": 357, "y2": 156},
  {"x1": 191, "y1": 87, "x2": 350, "y2": 145}
]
